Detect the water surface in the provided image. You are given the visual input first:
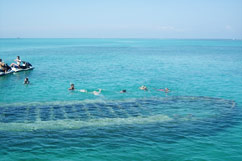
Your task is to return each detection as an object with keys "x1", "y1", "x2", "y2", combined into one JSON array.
[{"x1": 0, "y1": 39, "x2": 242, "y2": 161}]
